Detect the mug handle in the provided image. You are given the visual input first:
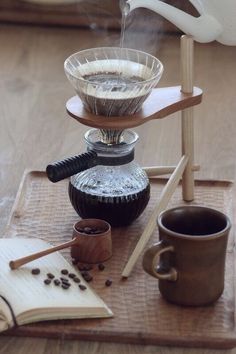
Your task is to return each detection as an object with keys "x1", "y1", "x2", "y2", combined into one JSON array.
[{"x1": 142, "y1": 240, "x2": 178, "y2": 281}]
